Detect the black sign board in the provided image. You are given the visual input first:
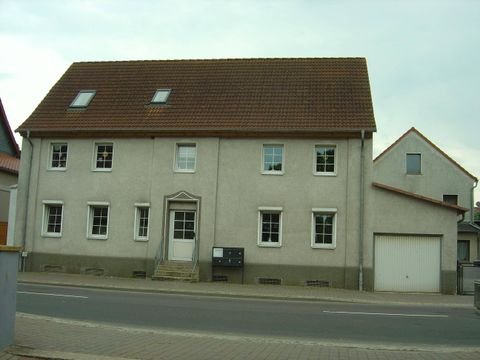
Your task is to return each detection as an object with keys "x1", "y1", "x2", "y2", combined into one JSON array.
[{"x1": 212, "y1": 247, "x2": 244, "y2": 267}]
